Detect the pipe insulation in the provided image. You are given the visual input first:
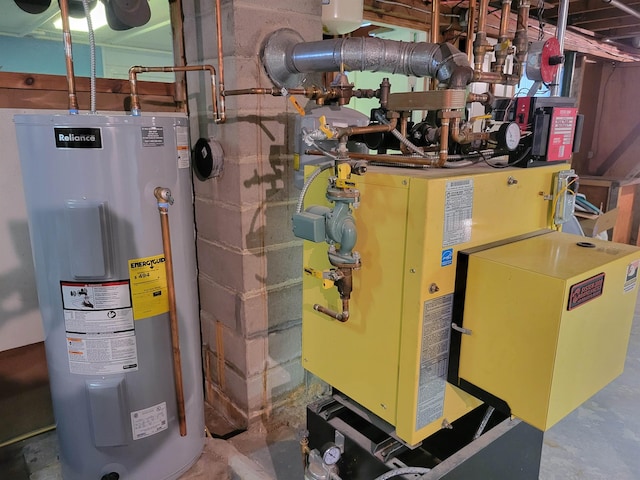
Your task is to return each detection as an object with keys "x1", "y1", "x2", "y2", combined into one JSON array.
[{"x1": 262, "y1": 29, "x2": 473, "y2": 89}]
